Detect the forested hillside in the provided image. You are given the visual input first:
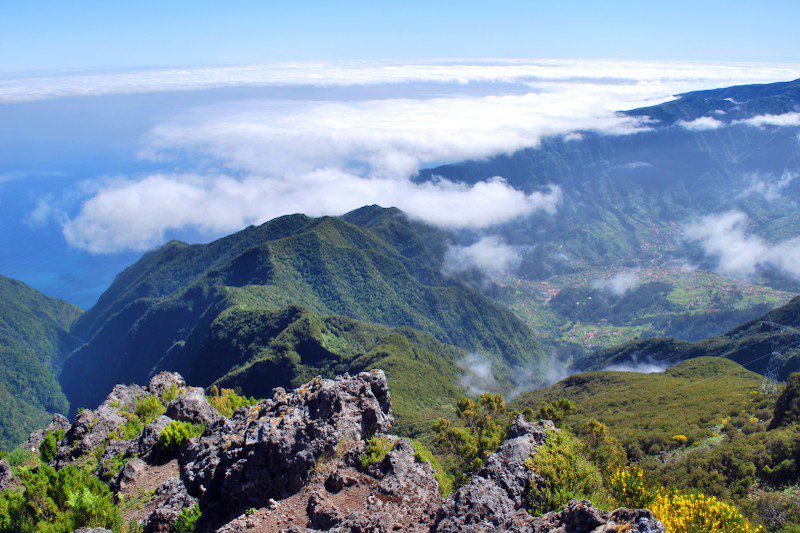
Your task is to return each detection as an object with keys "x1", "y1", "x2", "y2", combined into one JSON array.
[
  {"x1": 0, "y1": 275, "x2": 82, "y2": 449},
  {"x1": 594, "y1": 296, "x2": 800, "y2": 379},
  {"x1": 421, "y1": 79, "x2": 800, "y2": 287},
  {"x1": 60, "y1": 206, "x2": 544, "y2": 430}
]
